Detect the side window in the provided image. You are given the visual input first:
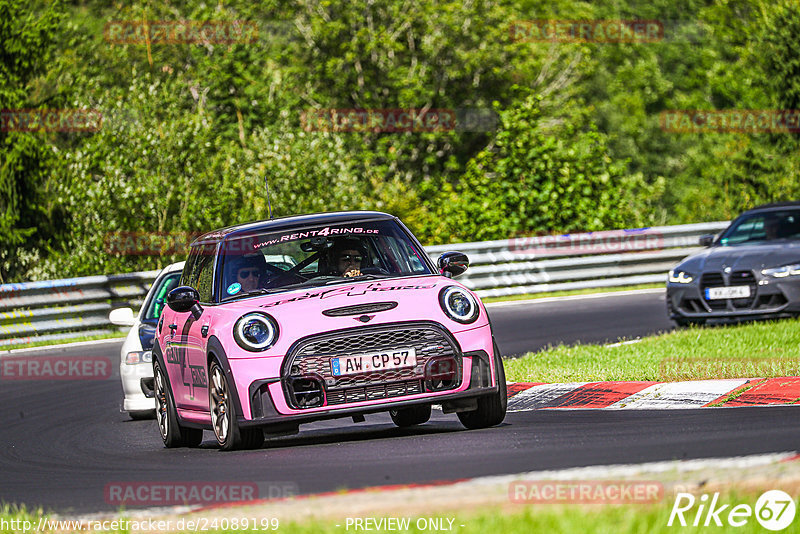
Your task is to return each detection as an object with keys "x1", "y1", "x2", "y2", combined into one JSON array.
[
  {"x1": 181, "y1": 249, "x2": 201, "y2": 287},
  {"x1": 181, "y1": 243, "x2": 218, "y2": 302},
  {"x1": 195, "y1": 244, "x2": 217, "y2": 303}
]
